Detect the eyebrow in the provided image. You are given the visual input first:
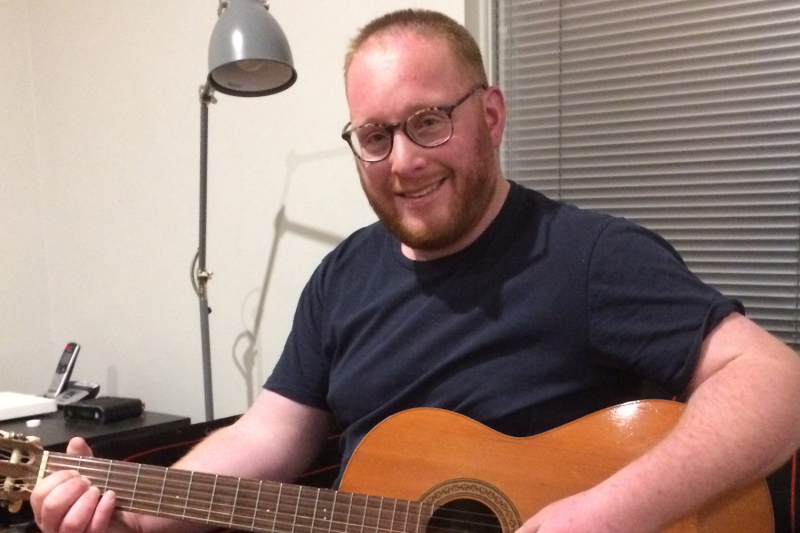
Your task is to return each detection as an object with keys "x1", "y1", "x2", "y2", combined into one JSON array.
[{"x1": 353, "y1": 99, "x2": 450, "y2": 129}]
